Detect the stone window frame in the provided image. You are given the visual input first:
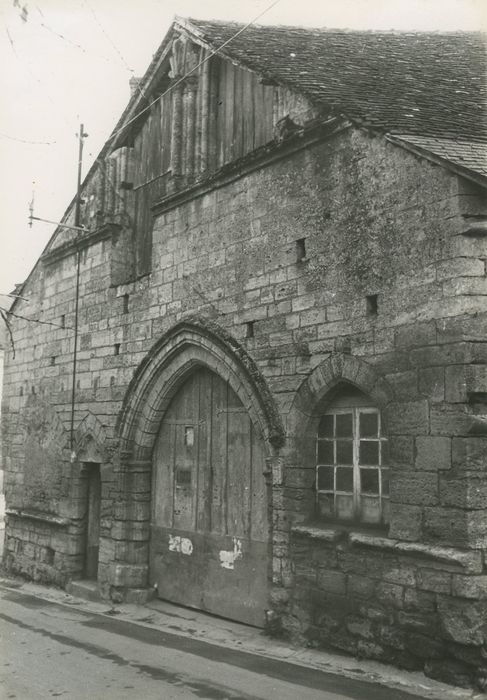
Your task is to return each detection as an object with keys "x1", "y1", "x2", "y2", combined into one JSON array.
[
  {"x1": 315, "y1": 400, "x2": 390, "y2": 526},
  {"x1": 286, "y1": 353, "x2": 394, "y2": 533}
]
